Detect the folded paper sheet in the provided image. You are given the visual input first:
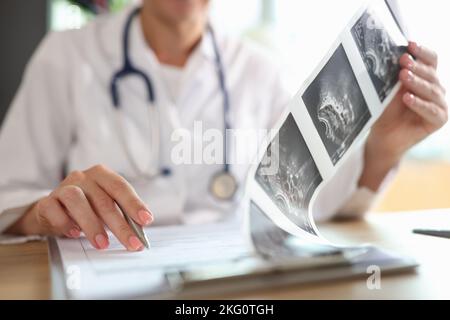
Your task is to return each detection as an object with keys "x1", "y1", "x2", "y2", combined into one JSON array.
[{"x1": 246, "y1": 0, "x2": 407, "y2": 247}]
